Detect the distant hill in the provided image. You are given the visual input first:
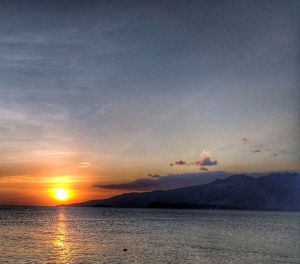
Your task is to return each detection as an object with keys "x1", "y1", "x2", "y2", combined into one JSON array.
[{"x1": 68, "y1": 172, "x2": 300, "y2": 211}]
